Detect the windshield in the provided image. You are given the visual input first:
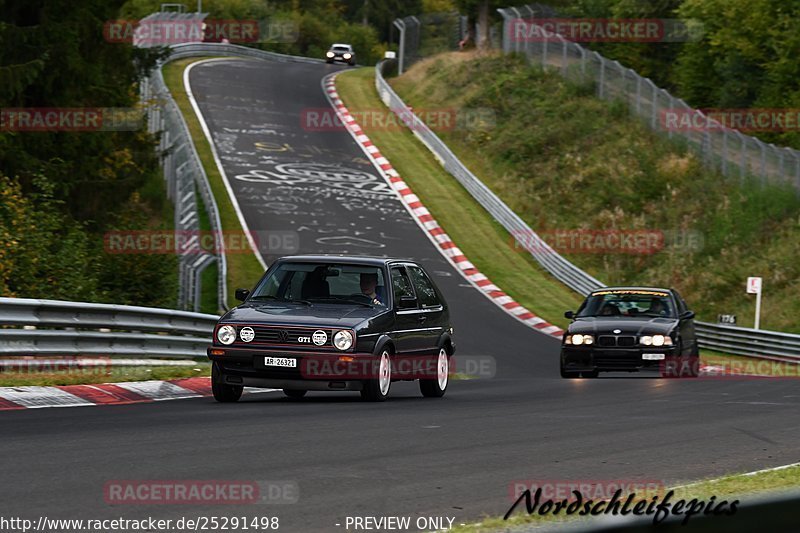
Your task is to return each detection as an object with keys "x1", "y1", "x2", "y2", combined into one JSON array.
[
  {"x1": 332, "y1": 45, "x2": 350, "y2": 51},
  {"x1": 250, "y1": 262, "x2": 387, "y2": 306},
  {"x1": 576, "y1": 289, "x2": 675, "y2": 318}
]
